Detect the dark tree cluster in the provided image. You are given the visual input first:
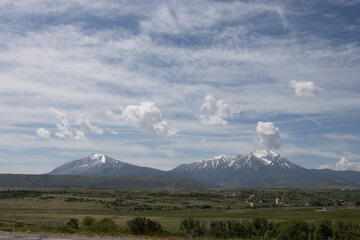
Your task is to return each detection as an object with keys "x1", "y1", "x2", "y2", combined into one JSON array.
[{"x1": 179, "y1": 218, "x2": 360, "y2": 239}]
